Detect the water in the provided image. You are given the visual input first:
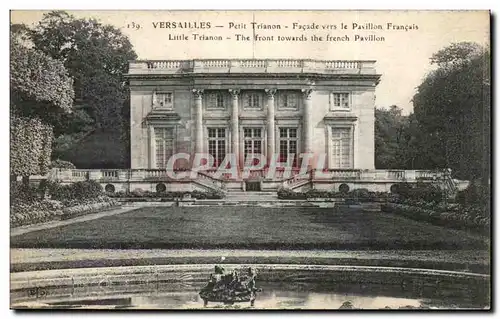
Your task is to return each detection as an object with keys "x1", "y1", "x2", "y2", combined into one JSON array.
[{"x1": 12, "y1": 281, "x2": 488, "y2": 310}]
